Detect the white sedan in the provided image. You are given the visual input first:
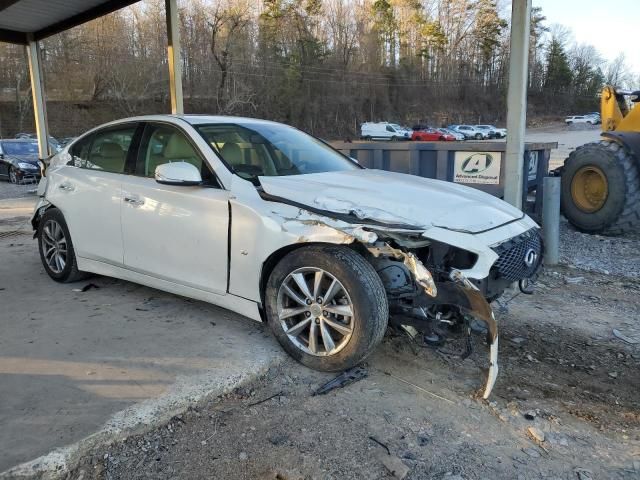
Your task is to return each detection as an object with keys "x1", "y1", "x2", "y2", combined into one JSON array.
[{"x1": 32, "y1": 115, "x2": 542, "y2": 397}]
